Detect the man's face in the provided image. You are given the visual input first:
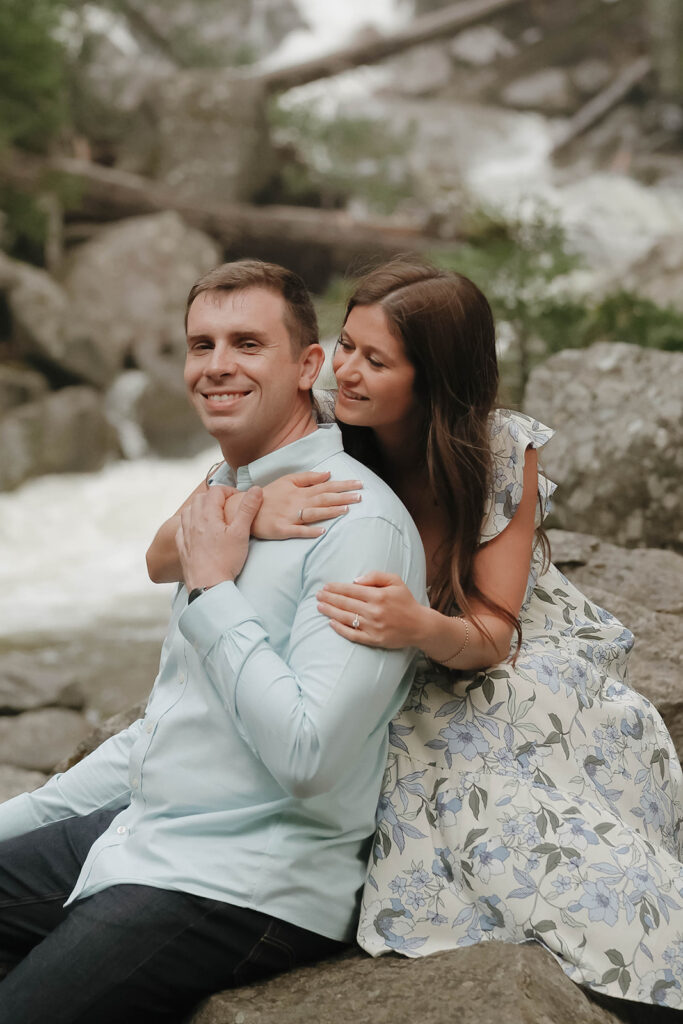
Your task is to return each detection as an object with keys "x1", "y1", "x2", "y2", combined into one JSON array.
[{"x1": 184, "y1": 287, "x2": 319, "y2": 465}]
